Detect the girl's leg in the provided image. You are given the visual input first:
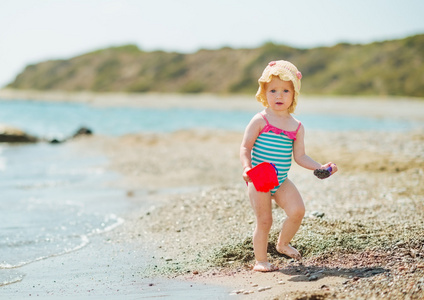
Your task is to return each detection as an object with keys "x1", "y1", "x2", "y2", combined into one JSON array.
[
  {"x1": 248, "y1": 183, "x2": 278, "y2": 272},
  {"x1": 273, "y1": 179, "x2": 305, "y2": 260}
]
